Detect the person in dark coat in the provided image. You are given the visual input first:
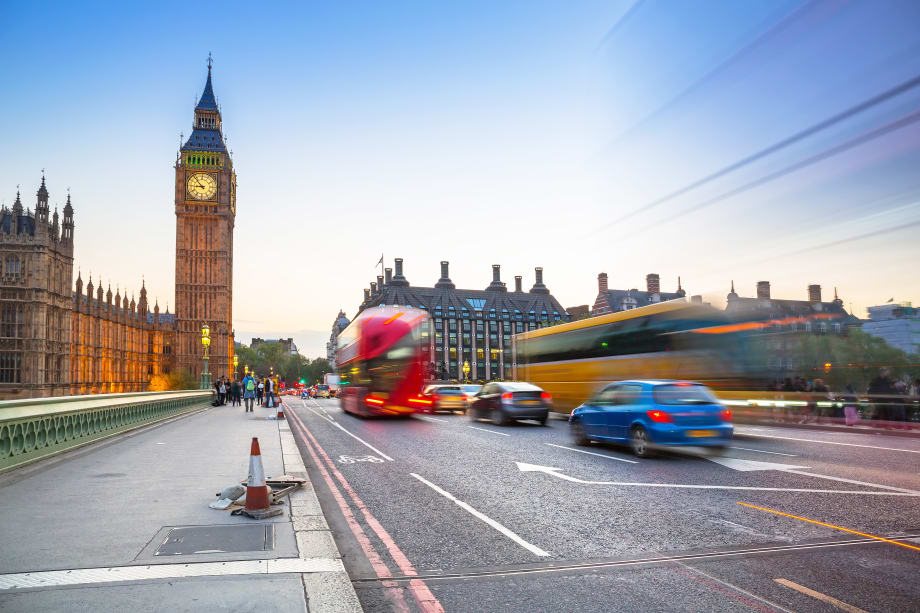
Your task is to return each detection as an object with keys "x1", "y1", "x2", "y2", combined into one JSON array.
[{"x1": 867, "y1": 368, "x2": 896, "y2": 424}]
